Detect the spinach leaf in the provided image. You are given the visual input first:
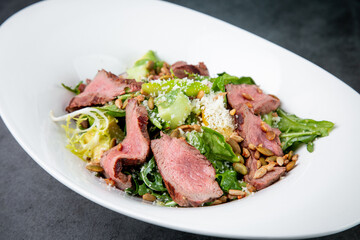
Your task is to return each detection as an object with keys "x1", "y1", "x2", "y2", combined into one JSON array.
[
  {"x1": 216, "y1": 170, "x2": 246, "y2": 192},
  {"x1": 140, "y1": 157, "x2": 167, "y2": 192},
  {"x1": 61, "y1": 81, "x2": 83, "y2": 95},
  {"x1": 202, "y1": 127, "x2": 239, "y2": 163},
  {"x1": 185, "y1": 131, "x2": 206, "y2": 154},
  {"x1": 185, "y1": 131, "x2": 233, "y2": 171},
  {"x1": 97, "y1": 104, "x2": 126, "y2": 117},
  {"x1": 211, "y1": 73, "x2": 255, "y2": 92},
  {"x1": 185, "y1": 129, "x2": 244, "y2": 193},
  {"x1": 276, "y1": 109, "x2": 334, "y2": 152},
  {"x1": 185, "y1": 127, "x2": 239, "y2": 163}
]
